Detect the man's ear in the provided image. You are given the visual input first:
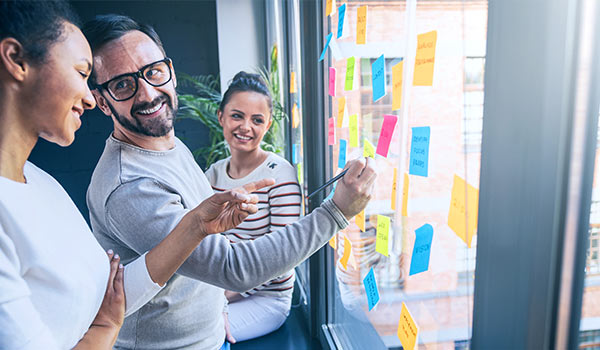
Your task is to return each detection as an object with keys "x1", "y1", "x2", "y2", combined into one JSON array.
[
  {"x1": 92, "y1": 90, "x2": 112, "y2": 117},
  {"x1": 0, "y1": 37, "x2": 29, "y2": 82},
  {"x1": 169, "y1": 60, "x2": 177, "y2": 88}
]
